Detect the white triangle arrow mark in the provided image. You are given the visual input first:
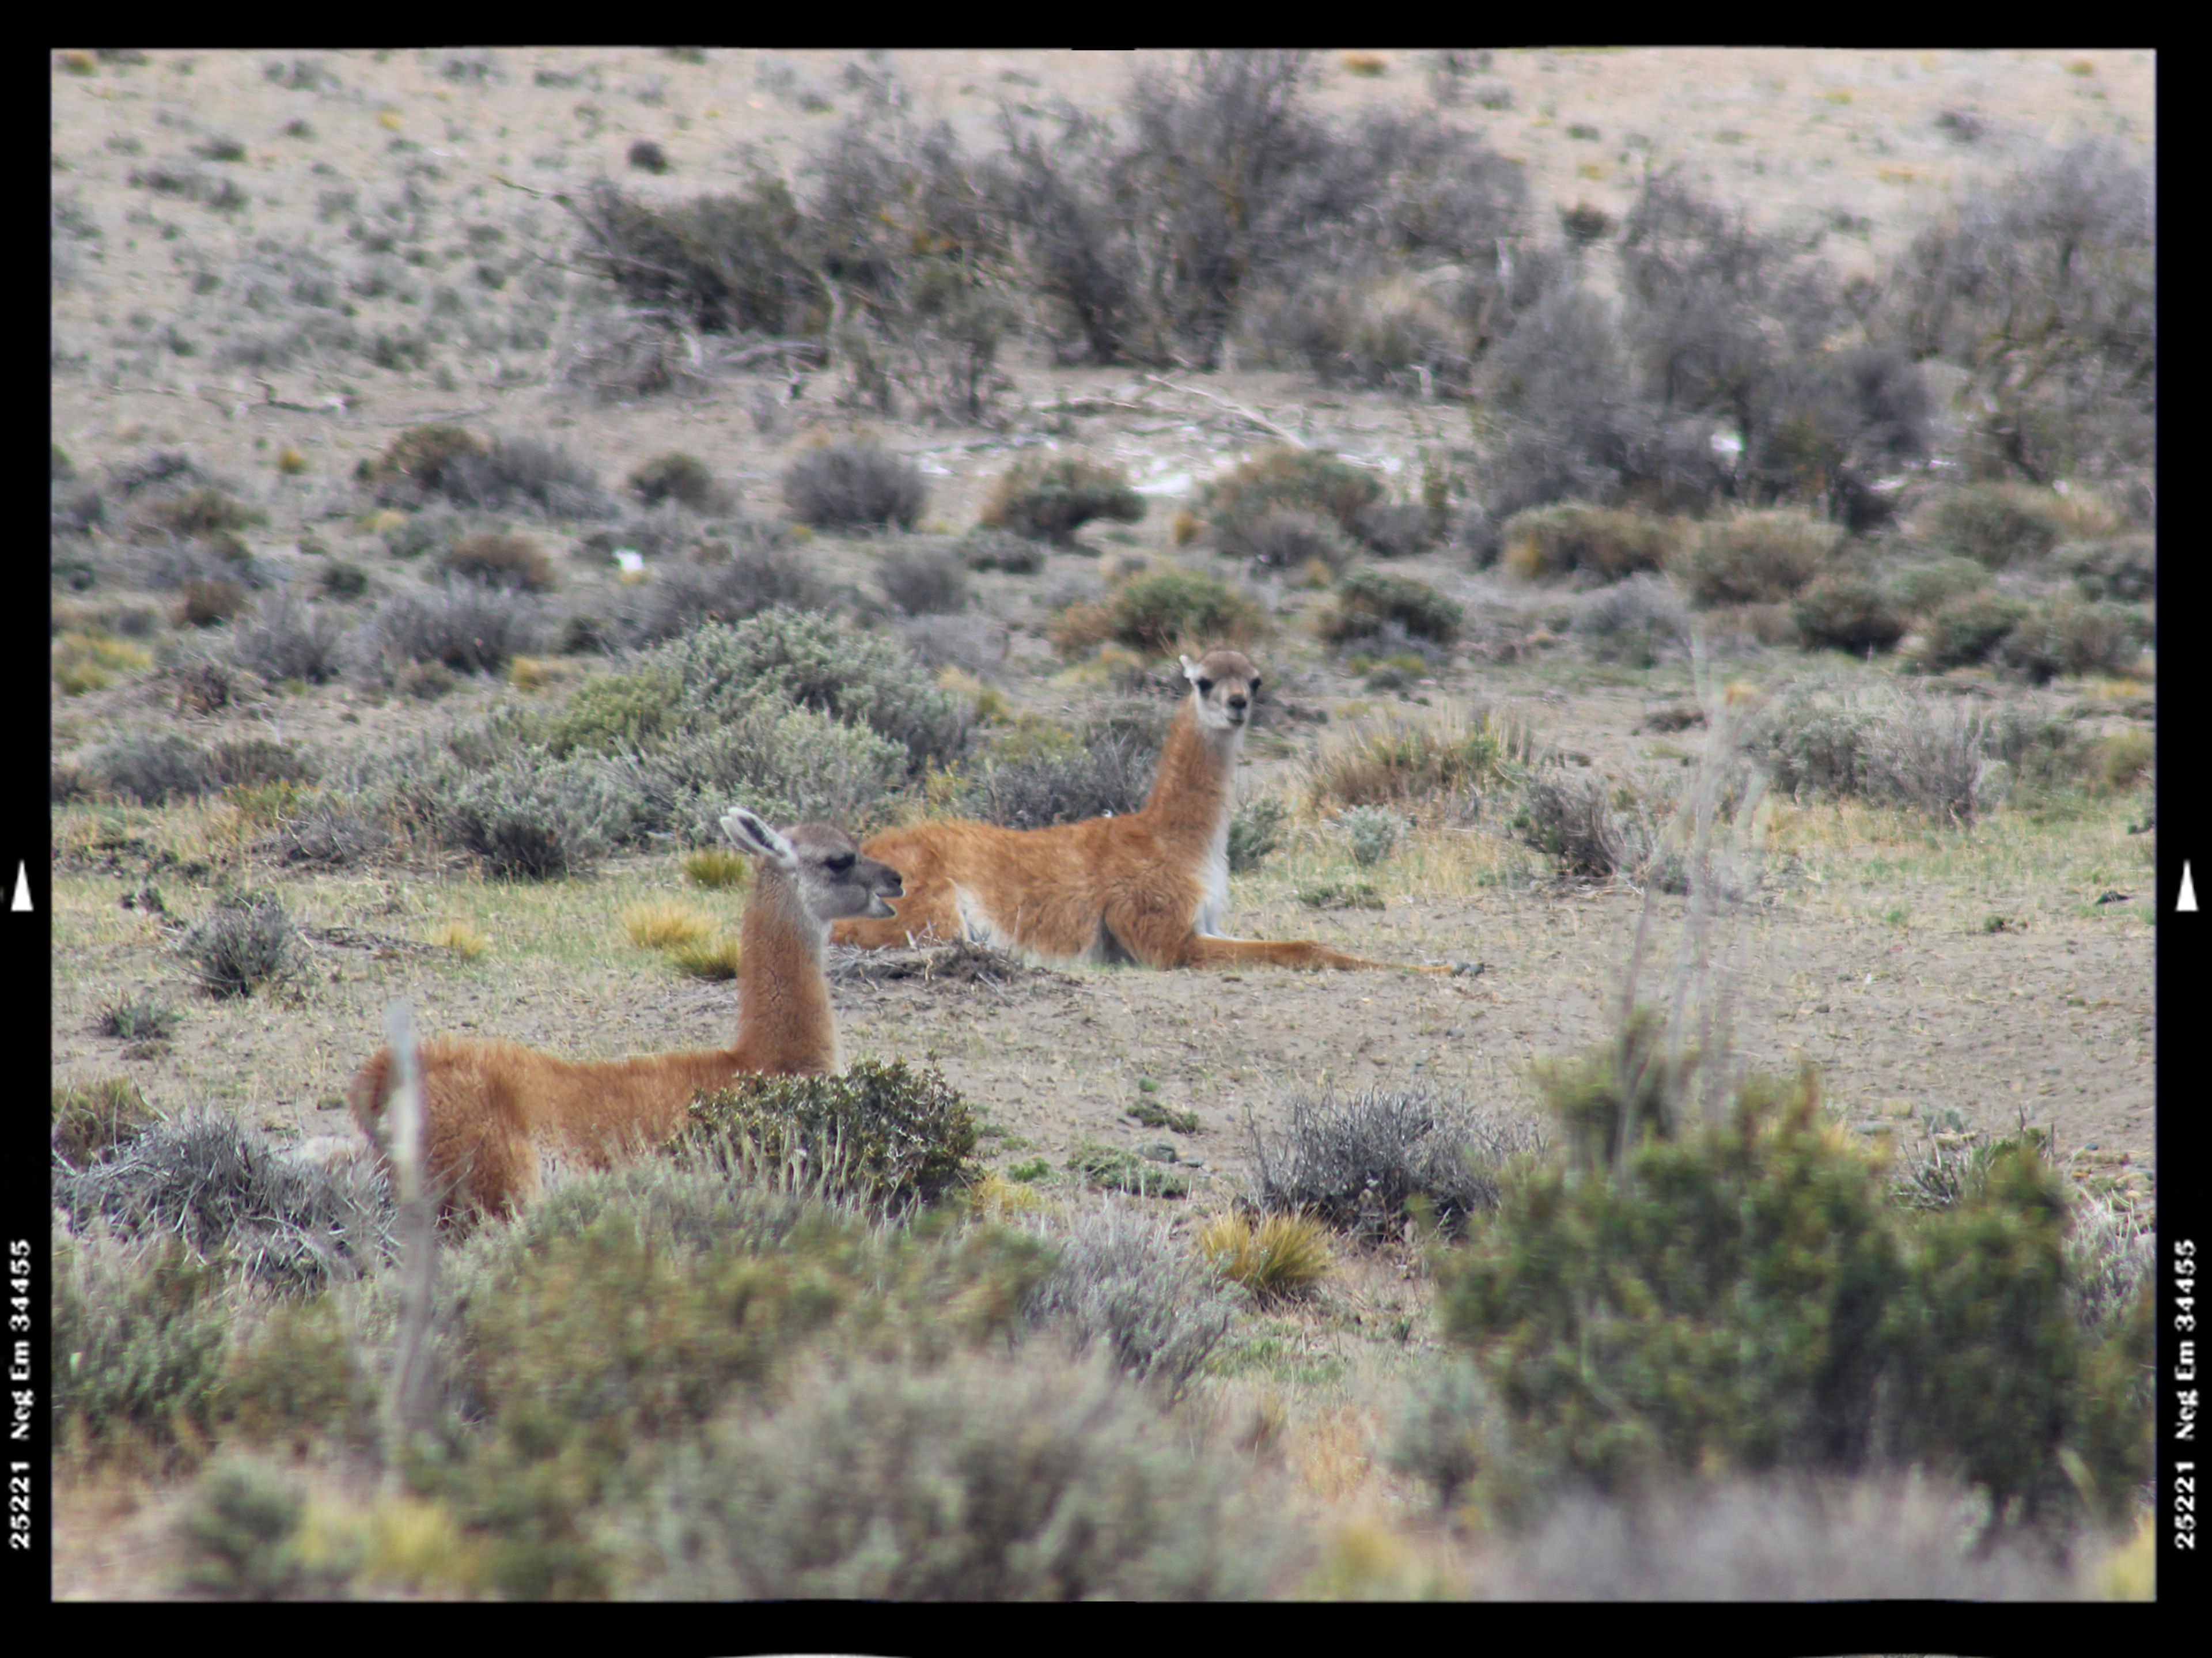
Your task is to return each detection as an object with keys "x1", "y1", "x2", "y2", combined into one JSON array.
[
  {"x1": 9, "y1": 862, "x2": 28, "y2": 913},
  {"x1": 2179, "y1": 860, "x2": 2199, "y2": 914}
]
